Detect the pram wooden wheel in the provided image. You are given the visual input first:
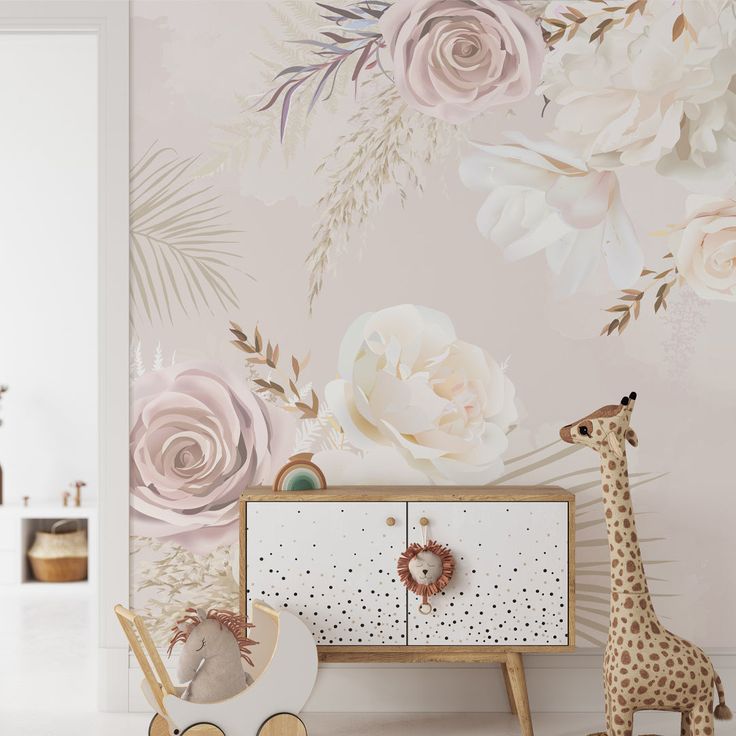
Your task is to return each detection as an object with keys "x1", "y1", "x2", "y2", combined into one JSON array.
[
  {"x1": 149, "y1": 714, "x2": 225, "y2": 736},
  {"x1": 149, "y1": 715, "x2": 168, "y2": 736},
  {"x1": 181, "y1": 725, "x2": 226, "y2": 736},
  {"x1": 257, "y1": 713, "x2": 308, "y2": 736}
]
